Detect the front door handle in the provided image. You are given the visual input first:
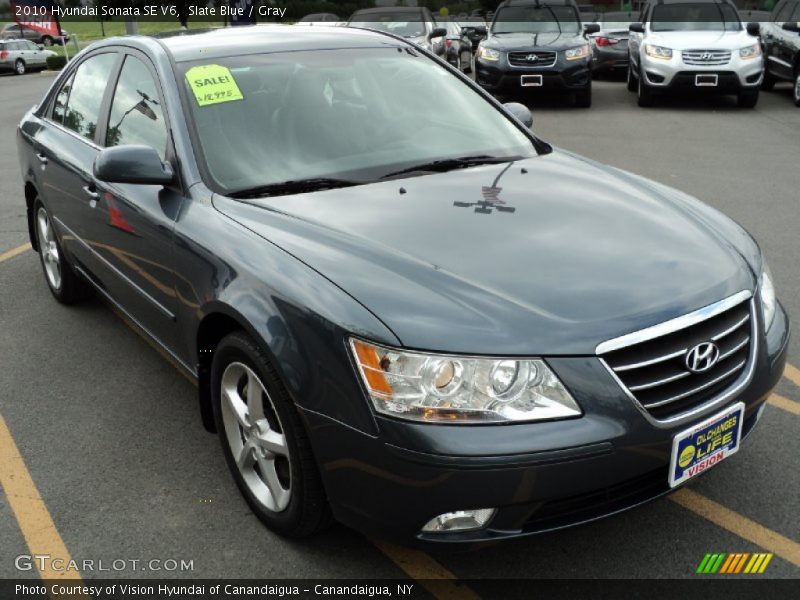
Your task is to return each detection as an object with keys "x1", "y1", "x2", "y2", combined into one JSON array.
[
  {"x1": 36, "y1": 153, "x2": 48, "y2": 164},
  {"x1": 82, "y1": 185, "x2": 100, "y2": 201}
]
